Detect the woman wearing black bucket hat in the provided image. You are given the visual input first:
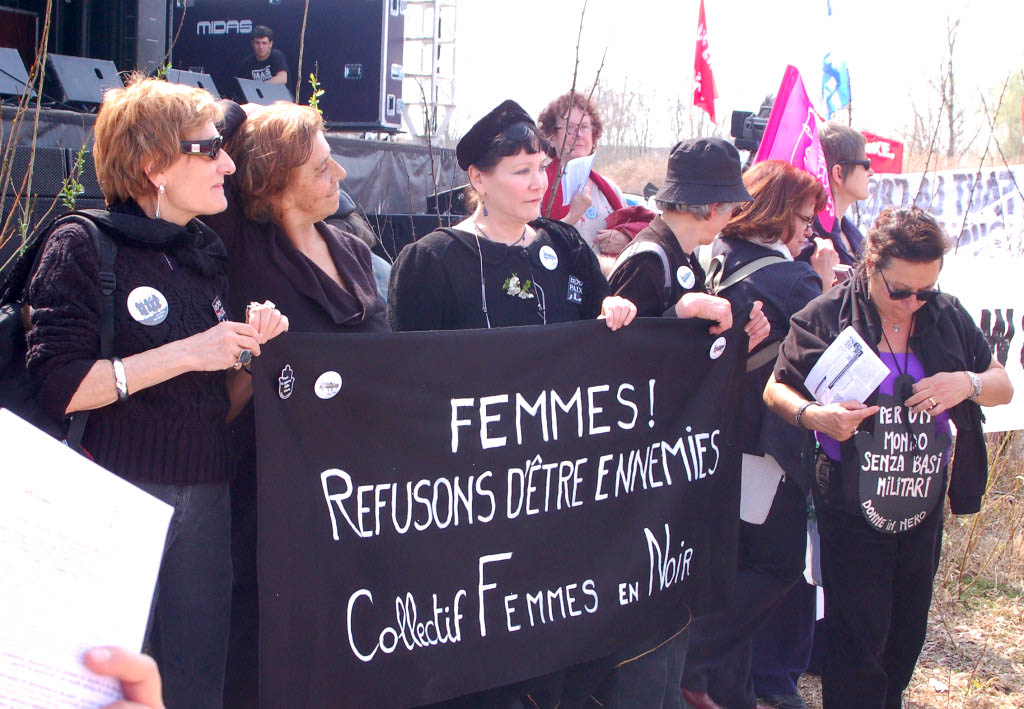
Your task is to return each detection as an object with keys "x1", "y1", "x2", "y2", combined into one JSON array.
[{"x1": 388, "y1": 99, "x2": 636, "y2": 333}]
